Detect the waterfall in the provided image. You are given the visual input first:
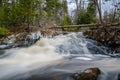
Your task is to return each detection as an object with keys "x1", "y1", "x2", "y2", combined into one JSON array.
[{"x1": 0, "y1": 32, "x2": 120, "y2": 80}]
